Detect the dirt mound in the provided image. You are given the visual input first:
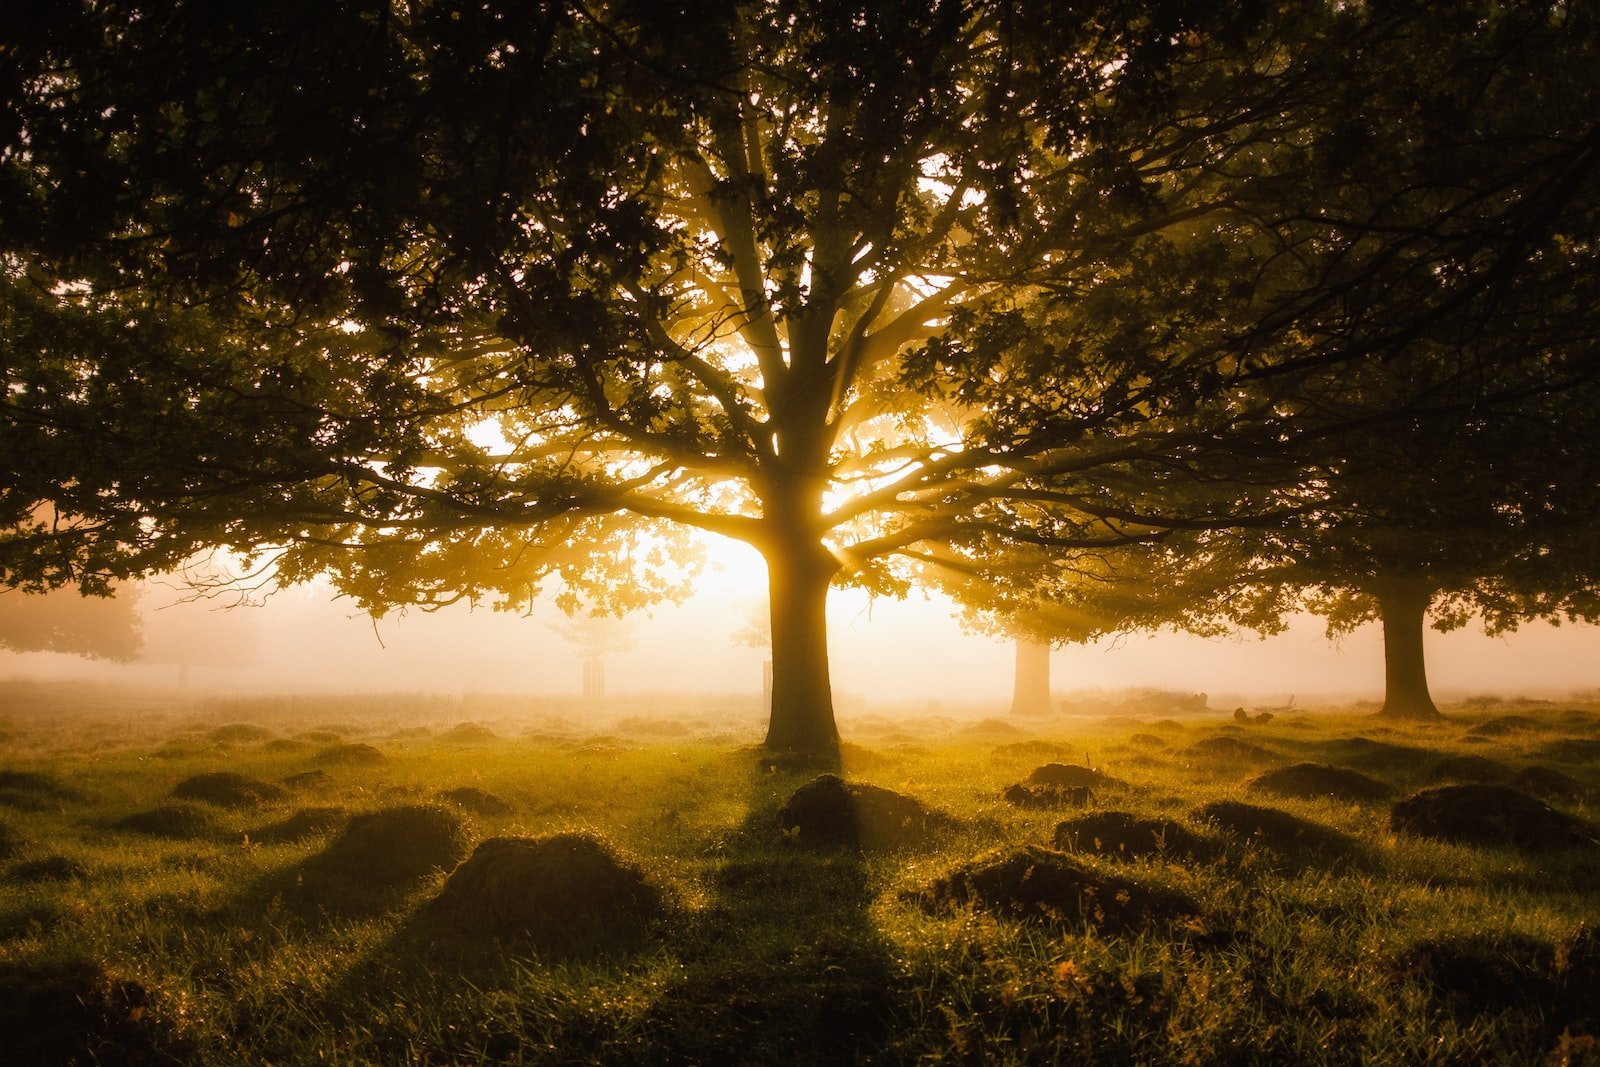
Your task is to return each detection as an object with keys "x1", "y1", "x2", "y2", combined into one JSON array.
[
  {"x1": 1053, "y1": 811, "x2": 1212, "y2": 861},
  {"x1": 776, "y1": 774, "x2": 957, "y2": 850},
  {"x1": 0, "y1": 958, "x2": 176, "y2": 1066},
  {"x1": 1196, "y1": 801, "x2": 1359, "y2": 859},
  {"x1": 114, "y1": 804, "x2": 217, "y2": 839},
  {"x1": 313, "y1": 804, "x2": 469, "y2": 886},
  {"x1": 920, "y1": 846, "x2": 1199, "y2": 933},
  {"x1": 1248, "y1": 763, "x2": 1394, "y2": 804},
  {"x1": 12, "y1": 854, "x2": 87, "y2": 882},
  {"x1": 1129, "y1": 733, "x2": 1168, "y2": 749},
  {"x1": 251, "y1": 806, "x2": 347, "y2": 843},
  {"x1": 1002, "y1": 783, "x2": 1090, "y2": 809},
  {"x1": 1425, "y1": 754, "x2": 1513, "y2": 785},
  {"x1": 1184, "y1": 737, "x2": 1277, "y2": 764},
  {"x1": 314, "y1": 742, "x2": 384, "y2": 766},
  {"x1": 1465, "y1": 715, "x2": 1542, "y2": 738},
  {"x1": 423, "y1": 833, "x2": 666, "y2": 952},
  {"x1": 207, "y1": 723, "x2": 277, "y2": 744},
  {"x1": 1395, "y1": 933, "x2": 1558, "y2": 1017},
  {"x1": 1511, "y1": 765, "x2": 1592, "y2": 803},
  {"x1": 1329, "y1": 737, "x2": 1434, "y2": 770},
  {"x1": 171, "y1": 772, "x2": 286, "y2": 809},
  {"x1": 957, "y1": 718, "x2": 1030, "y2": 739},
  {"x1": 1535, "y1": 737, "x2": 1600, "y2": 764},
  {"x1": 439, "y1": 722, "x2": 498, "y2": 745},
  {"x1": 1026, "y1": 763, "x2": 1125, "y2": 790},
  {"x1": 282, "y1": 769, "x2": 334, "y2": 789},
  {"x1": 1391, "y1": 785, "x2": 1600, "y2": 852},
  {"x1": 0, "y1": 769, "x2": 83, "y2": 809},
  {"x1": 263, "y1": 739, "x2": 312, "y2": 755},
  {"x1": 992, "y1": 740, "x2": 1069, "y2": 760},
  {"x1": 616, "y1": 717, "x2": 690, "y2": 737},
  {"x1": 437, "y1": 786, "x2": 515, "y2": 816}
]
